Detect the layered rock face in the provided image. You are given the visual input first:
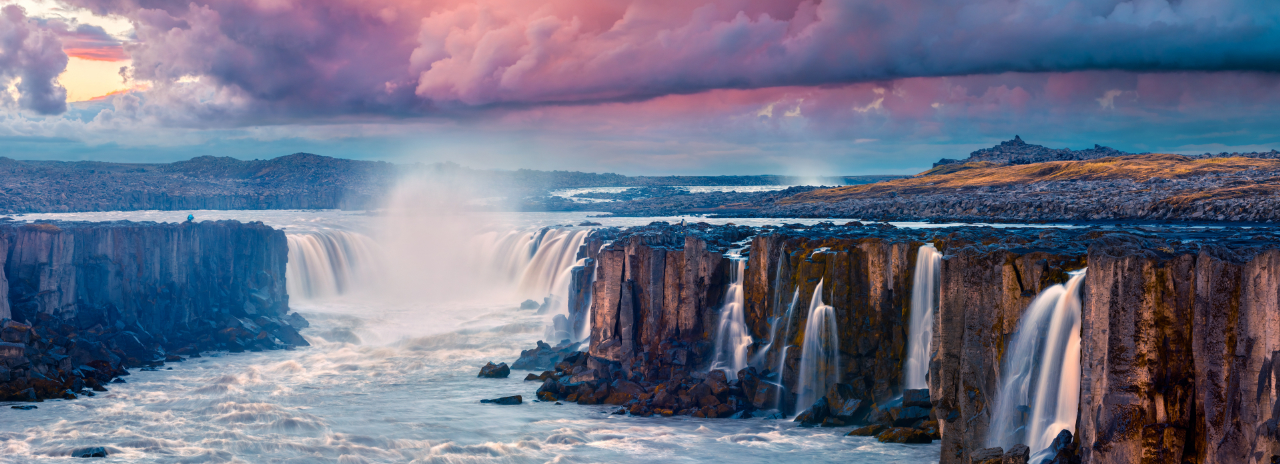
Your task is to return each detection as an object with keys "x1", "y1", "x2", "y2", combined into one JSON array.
[
  {"x1": 517, "y1": 221, "x2": 1280, "y2": 464},
  {"x1": 0, "y1": 220, "x2": 306, "y2": 401}
]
